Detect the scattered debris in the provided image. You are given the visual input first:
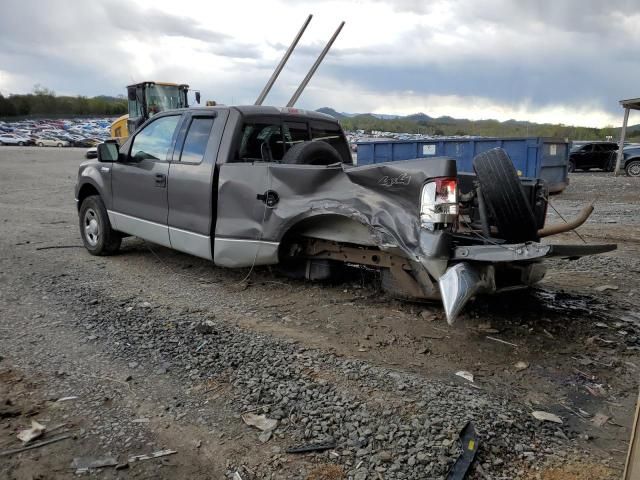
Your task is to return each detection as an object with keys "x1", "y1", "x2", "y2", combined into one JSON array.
[
  {"x1": 35, "y1": 245, "x2": 83, "y2": 251},
  {"x1": 514, "y1": 361, "x2": 529, "y2": 371},
  {"x1": 419, "y1": 310, "x2": 435, "y2": 321},
  {"x1": 71, "y1": 455, "x2": 118, "y2": 473},
  {"x1": 241, "y1": 413, "x2": 278, "y2": 431},
  {"x1": 196, "y1": 320, "x2": 216, "y2": 335},
  {"x1": 233, "y1": 471, "x2": 243, "y2": 480},
  {"x1": 446, "y1": 422, "x2": 479, "y2": 480},
  {"x1": 594, "y1": 285, "x2": 619, "y2": 292},
  {"x1": 286, "y1": 440, "x2": 337, "y2": 454},
  {"x1": 55, "y1": 396, "x2": 78, "y2": 402},
  {"x1": 531, "y1": 411, "x2": 563, "y2": 424},
  {"x1": 258, "y1": 430, "x2": 272, "y2": 443},
  {"x1": 591, "y1": 412, "x2": 610, "y2": 427},
  {"x1": 455, "y1": 371, "x2": 474, "y2": 383},
  {"x1": 486, "y1": 336, "x2": 519, "y2": 347},
  {"x1": 0, "y1": 433, "x2": 73, "y2": 457},
  {"x1": 128, "y1": 449, "x2": 177, "y2": 463},
  {"x1": 17, "y1": 420, "x2": 46, "y2": 443}
]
